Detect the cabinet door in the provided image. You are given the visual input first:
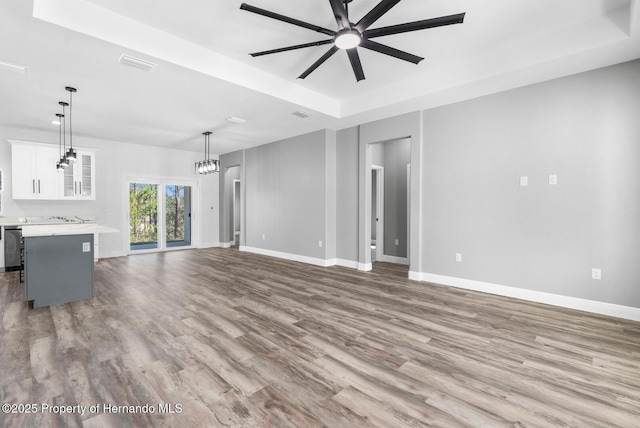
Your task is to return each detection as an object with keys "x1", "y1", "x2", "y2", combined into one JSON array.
[
  {"x1": 78, "y1": 151, "x2": 95, "y2": 199},
  {"x1": 62, "y1": 161, "x2": 76, "y2": 199},
  {"x1": 35, "y1": 148, "x2": 60, "y2": 199},
  {"x1": 11, "y1": 145, "x2": 37, "y2": 199},
  {"x1": 61, "y1": 151, "x2": 95, "y2": 200}
]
